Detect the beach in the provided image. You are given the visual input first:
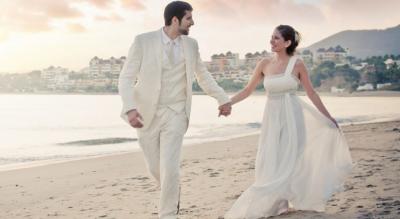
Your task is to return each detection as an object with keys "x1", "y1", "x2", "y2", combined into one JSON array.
[{"x1": 0, "y1": 120, "x2": 399, "y2": 219}]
